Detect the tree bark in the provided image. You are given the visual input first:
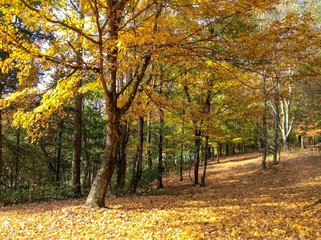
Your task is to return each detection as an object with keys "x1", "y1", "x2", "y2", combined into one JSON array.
[
  {"x1": 200, "y1": 90, "x2": 211, "y2": 187},
  {"x1": 300, "y1": 135, "x2": 305, "y2": 149},
  {"x1": 56, "y1": 121, "x2": 63, "y2": 183},
  {"x1": 146, "y1": 113, "x2": 152, "y2": 170},
  {"x1": 200, "y1": 135, "x2": 209, "y2": 187},
  {"x1": 157, "y1": 108, "x2": 164, "y2": 189},
  {"x1": 116, "y1": 121, "x2": 129, "y2": 195},
  {"x1": 130, "y1": 116, "x2": 144, "y2": 194},
  {"x1": 179, "y1": 112, "x2": 185, "y2": 181},
  {"x1": 225, "y1": 143, "x2": 229, "y2": 157},
  {"x1": 272, "y1": 78, "x2": 280, "y2": 165},
  {"x1": 0, "y1": 110, "x2": 3, "y2": 182},
  {"x1": 72, "y1": 2, "x2": 84, "y2": 197},
  {"x1": 85, "y1": 109, "x2": 120, "y2": 208},
  {"x1": 13, "y1": 129, "x2": 21, "y2": 188},
  {"x1": 82, "y1": 123, "x2": 92, "y2": 192},
  {"x1": 72, "y1": 88, "x2": 82, "y2": 197},
  {"x1": 262, "y1": 75, "x2": 268, "y2": 170},
  {"x1": 179, "y1": 143, "x2": 184, "y2": 181},
  {"x1": 194, "y1": 129, "x2": 201, "y2": 186}
]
